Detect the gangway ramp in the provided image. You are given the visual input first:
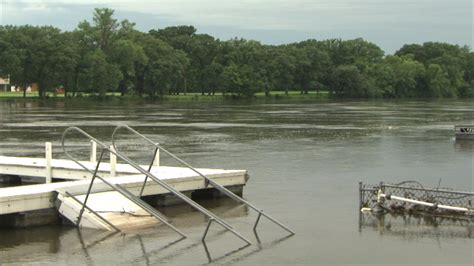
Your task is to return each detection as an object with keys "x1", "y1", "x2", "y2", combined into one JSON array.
[{"x1": 57, "y1": 190, "x2": 160, "y2": 231}]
